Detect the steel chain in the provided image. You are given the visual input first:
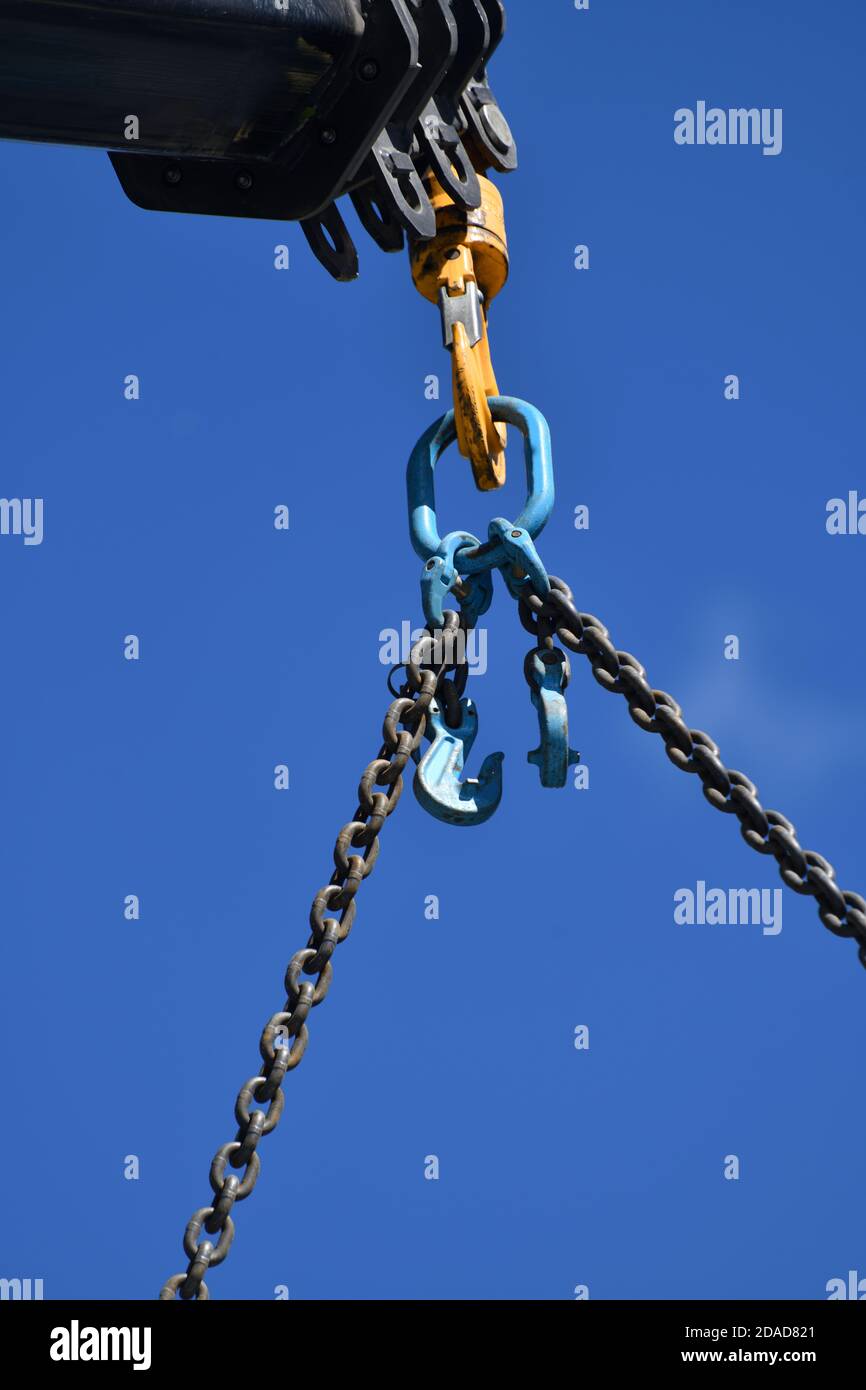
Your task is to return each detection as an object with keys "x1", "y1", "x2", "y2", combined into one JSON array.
[
  {"x1": 159, "y1": 611, "x2": 471, "y2": 1299},
  {"x1": 159, "y1": 545, "x2": 865, "y2": 1300},
  {"x1": 517, "y1": 575, "x2": 866, "y2": 969}
]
